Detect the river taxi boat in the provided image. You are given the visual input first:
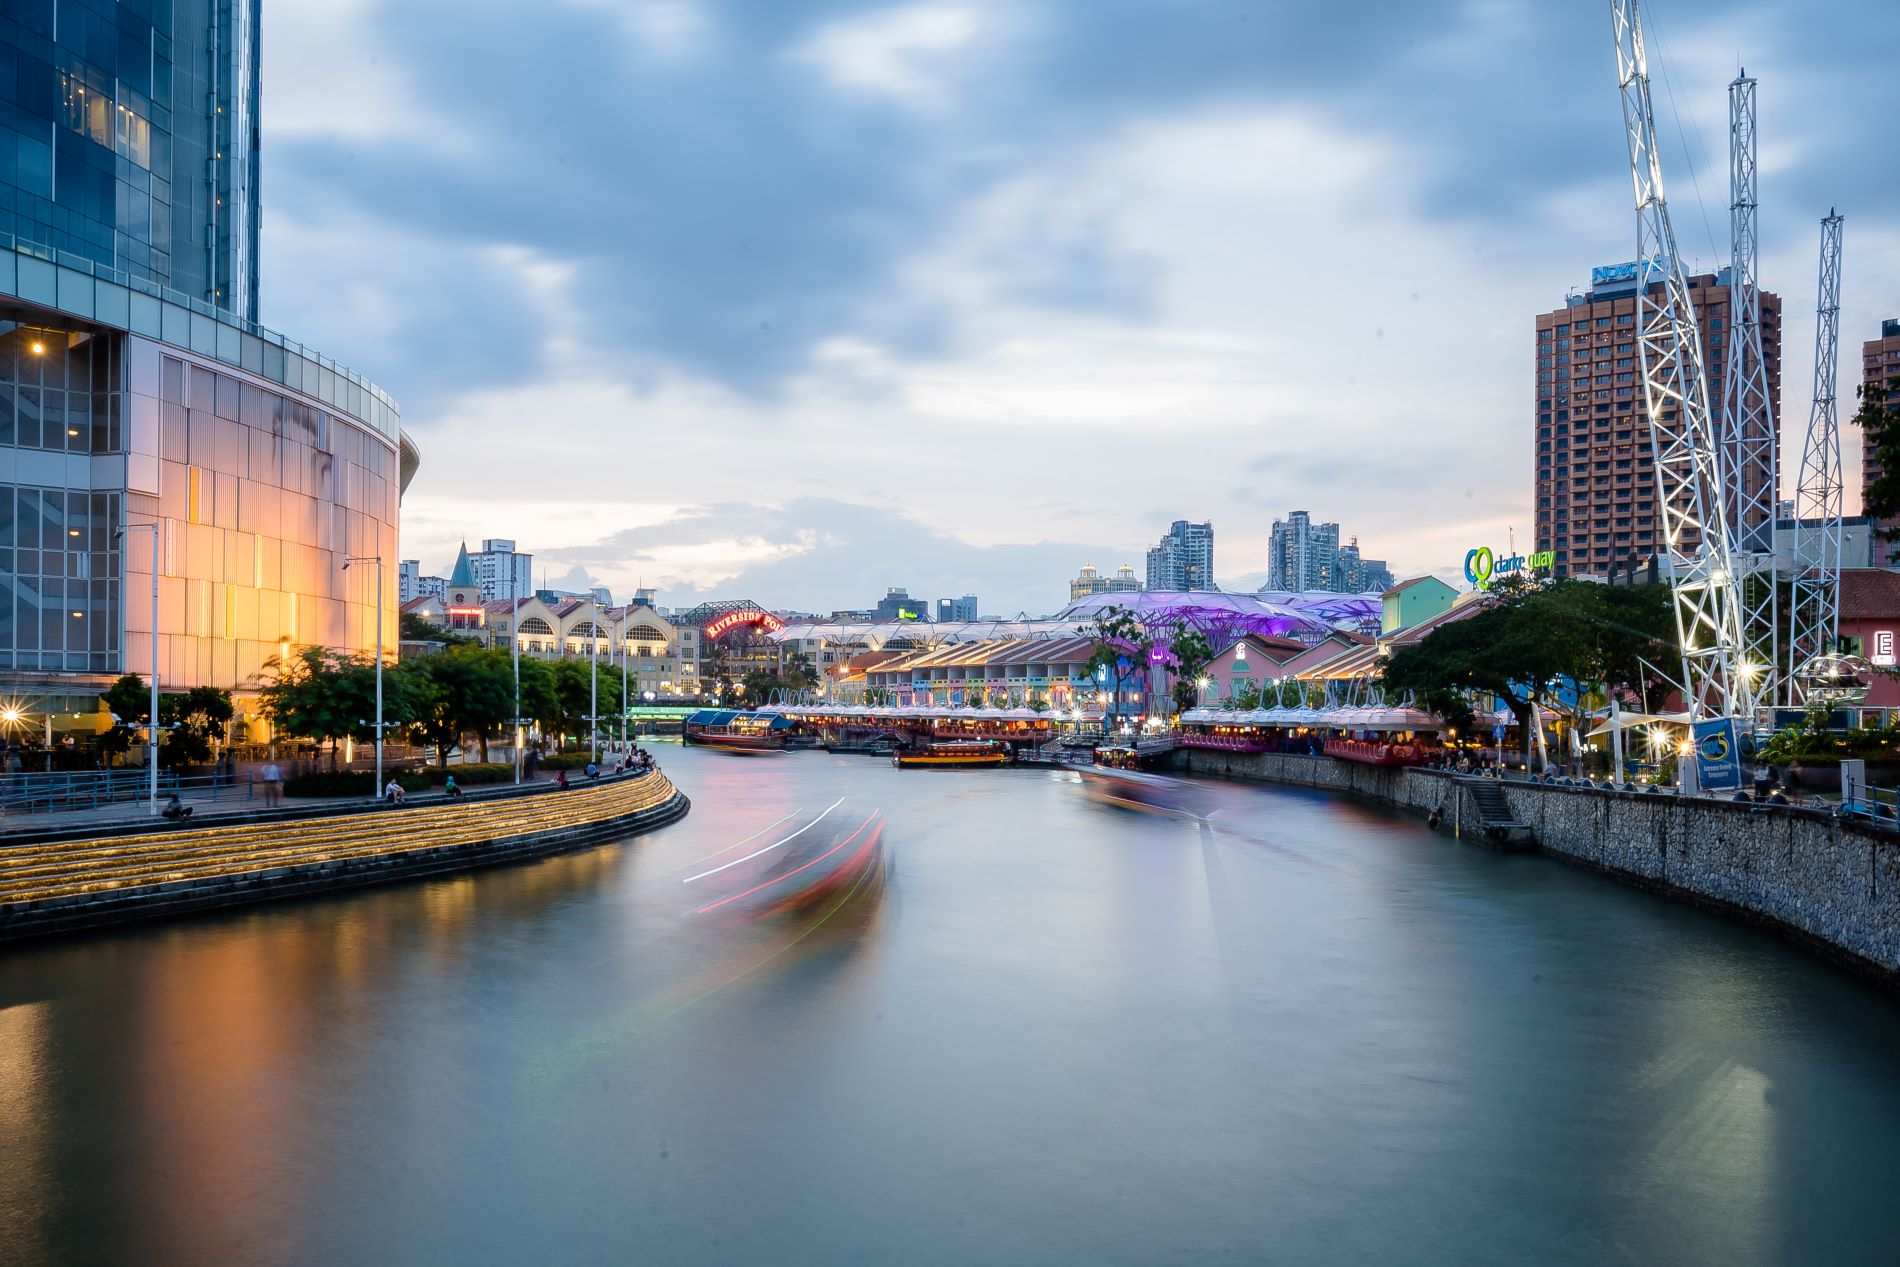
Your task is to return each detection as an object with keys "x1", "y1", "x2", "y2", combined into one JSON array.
[
  {"x1": 827, "y1": 736, "x2": 899, "y2": 755},
  {"x1": 892, "y1": 740, "x2": 1011, "y2": 769},
  {"x1": 1077, "y1": 765, "x2": 1207, "y2": 817},
  {"x1": 682, "y1": 709, "x2": 790, "y2": 755}
]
